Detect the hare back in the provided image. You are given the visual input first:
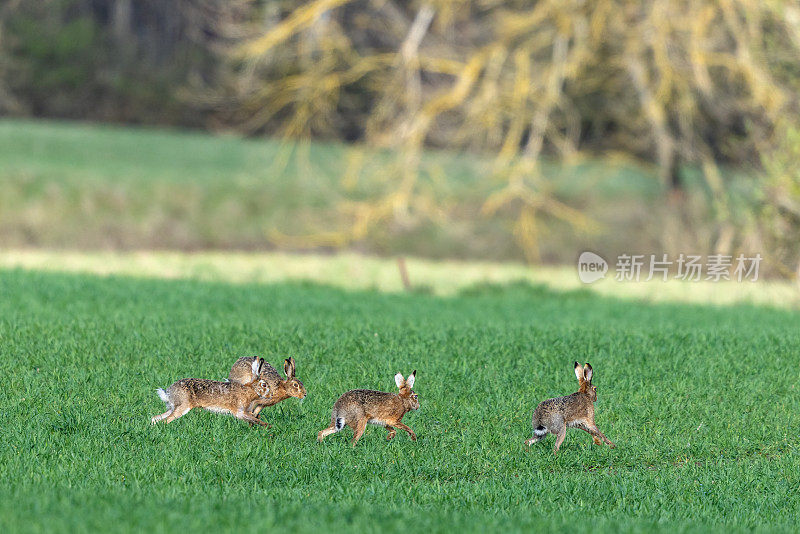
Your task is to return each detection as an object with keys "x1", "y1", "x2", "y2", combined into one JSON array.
[
  {"x1": 169, "y1": 378, "x2": 253, "y2": 408},
  {"x1": 533, "y1": 391, "x2": 593, "y2": 426},
  {"x1": 228, "y1": 357, "x2": 258, "y2": 383},
  {"x1": 171, "y1": 378, "x2": 233, "y2": 395},
  {"x1": 229, "y1": 357, "x2": 282, "y2": 387},
  {"x1": 333, "y1": 389, "x2": 400, "y2": 421}
]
